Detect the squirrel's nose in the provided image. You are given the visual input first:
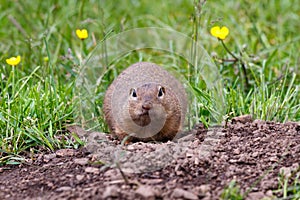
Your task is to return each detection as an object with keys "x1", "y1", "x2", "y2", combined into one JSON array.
[{"x1": 142, "y1": 101, "x2": 152, "y2": 110}]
